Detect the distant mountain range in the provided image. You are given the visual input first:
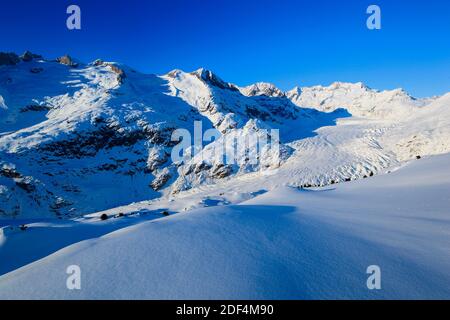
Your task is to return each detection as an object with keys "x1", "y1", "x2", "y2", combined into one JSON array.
[{"x1": 1, "y1": 52, "x2": 449, "y2": 218}]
